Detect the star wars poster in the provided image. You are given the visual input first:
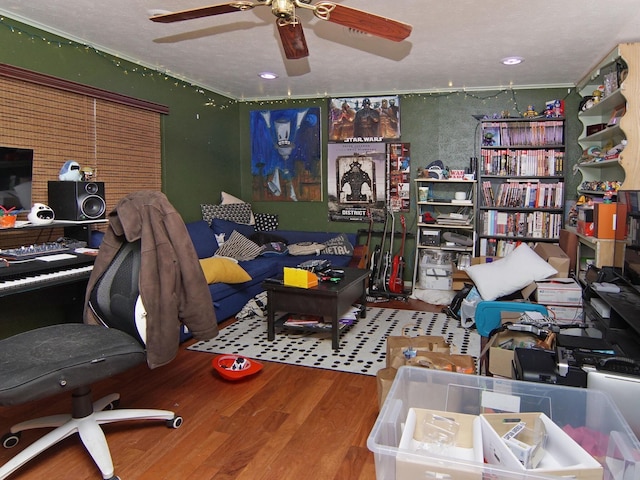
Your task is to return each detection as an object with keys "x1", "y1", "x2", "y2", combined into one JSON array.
[
  {"x1": 250, "y1": 107, "x2": 322, "y2": 202},
  {"x1": 328, "y1": 95, "x2": 400, "y2": 143},
  {"x1": 327, "y1": 143, "x2": 387, "y2": 222}
]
